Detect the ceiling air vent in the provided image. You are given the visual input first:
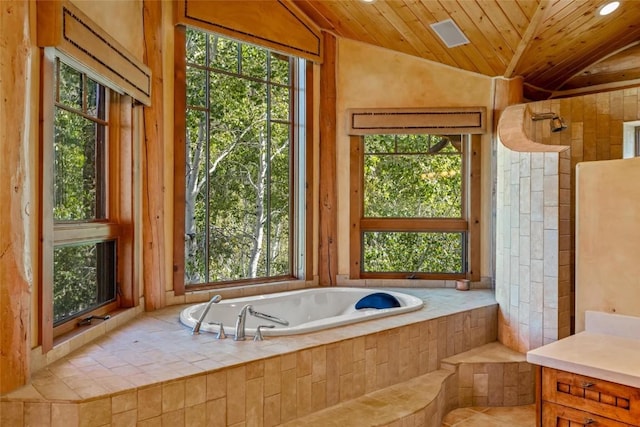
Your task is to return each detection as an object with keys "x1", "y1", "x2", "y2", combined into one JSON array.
[{"x1": 430, "y1": 19, "x2": 470, "y2": 48}]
